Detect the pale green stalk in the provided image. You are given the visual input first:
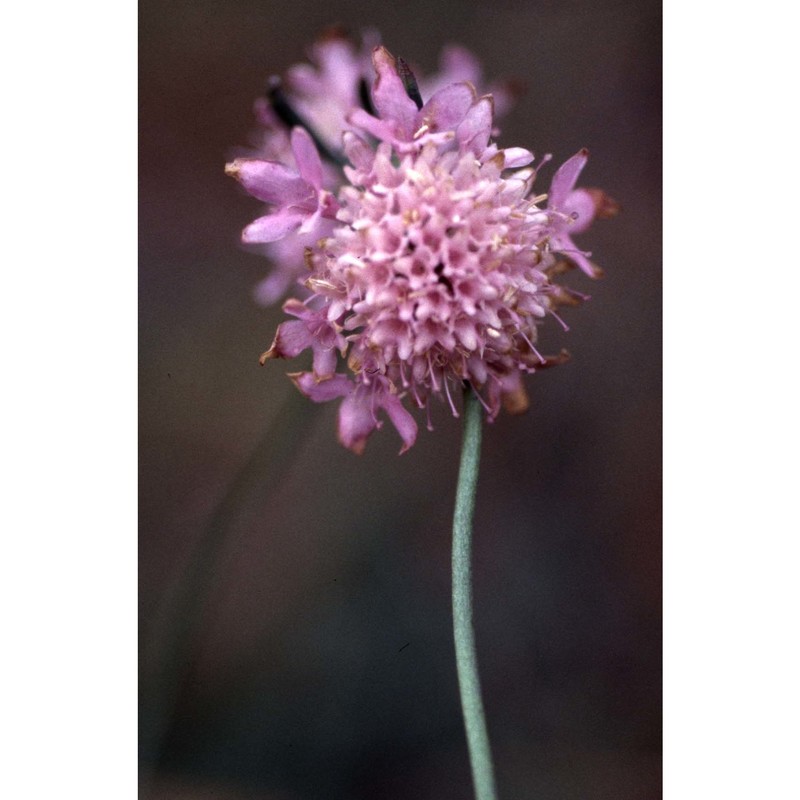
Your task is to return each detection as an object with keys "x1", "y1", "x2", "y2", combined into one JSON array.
[{"x1": 452, "y1": 387, "x2": 498, "y2": 800}]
